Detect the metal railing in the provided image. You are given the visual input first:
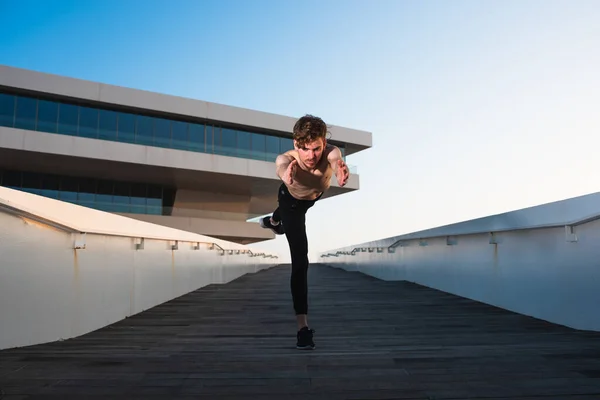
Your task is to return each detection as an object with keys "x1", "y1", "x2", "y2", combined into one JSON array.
[
  {"x1": 0, "y1": 201, "x2": 278, "y2": 259},
  {"x1": 320, "y1": 212, "x2": 600, "y2": 258}
]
